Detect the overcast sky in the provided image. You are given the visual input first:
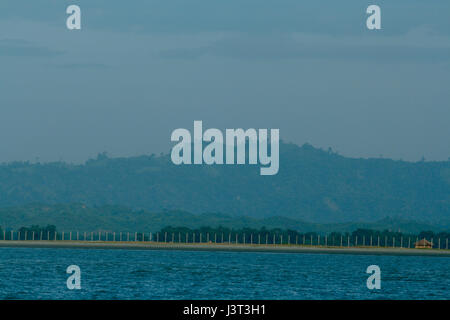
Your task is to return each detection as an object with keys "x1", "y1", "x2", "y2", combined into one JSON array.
[{"x1": 1, "y1": 0, "x2": 449, "y2": 163}]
